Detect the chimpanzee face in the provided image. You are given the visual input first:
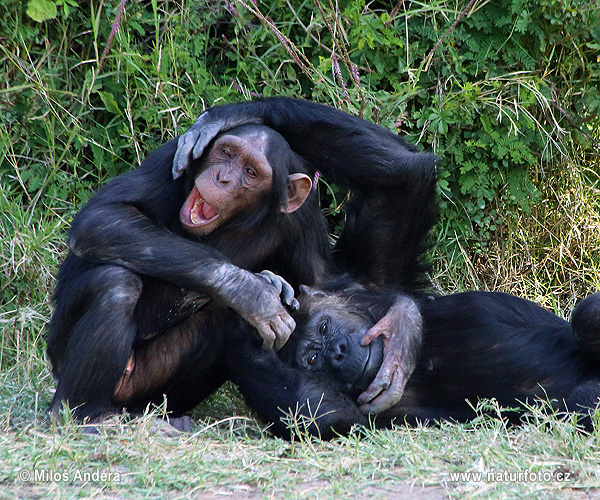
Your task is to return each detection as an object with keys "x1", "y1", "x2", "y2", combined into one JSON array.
[
  {"x1": 280, "y1": 287, "x2": 384, "y2": 397},
  {"x1": 180, "y1": 128, "x2": 274, "y2": 236},
  {"x1": 180, "y1": 125, "x2": 313, "y2": 237}
]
